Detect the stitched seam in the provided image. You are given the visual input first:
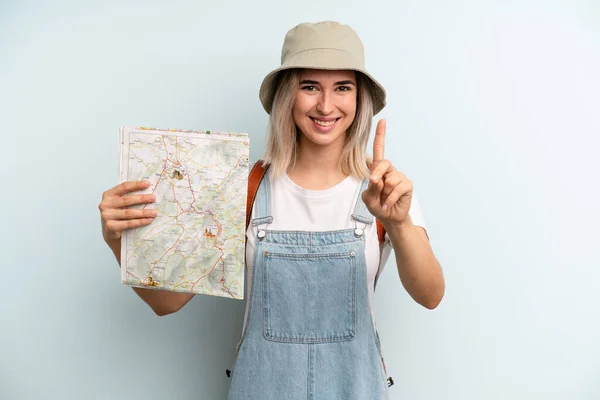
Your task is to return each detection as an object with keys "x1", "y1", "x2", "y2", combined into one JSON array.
[
  {"x1": 265, "y1": 252, "x2": 354, "y2": 259},
  {"x1": 288, "y1": 47, "x2": 345, "y2": 60},
  {"x1": 307, "y1": 344, "x2": 311, "y2": 400}
]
